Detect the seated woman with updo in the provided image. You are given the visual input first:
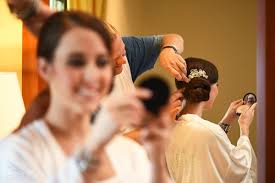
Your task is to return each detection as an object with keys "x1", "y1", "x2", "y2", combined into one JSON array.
[
  {"x1": 0, "y1": 11, "x2": 171, "y2": 183},
  {"x1": 165, "y1": 57, "x2": 257, "y2": 183}
]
